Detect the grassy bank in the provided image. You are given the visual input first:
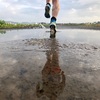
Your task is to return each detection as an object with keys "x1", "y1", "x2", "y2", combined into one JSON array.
[
  {"x1": 63, "y1": 23, "x2": 100, "y2": 30},
  {"x1": 0, "y1": 20, "x2": 40, "y2": 29},
  {"x1": 42, "y1": 22, "x2": 100, "y2": 30},
  {"x1": 0, "y1": 20, "x2": 100, "y2": 30}
]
